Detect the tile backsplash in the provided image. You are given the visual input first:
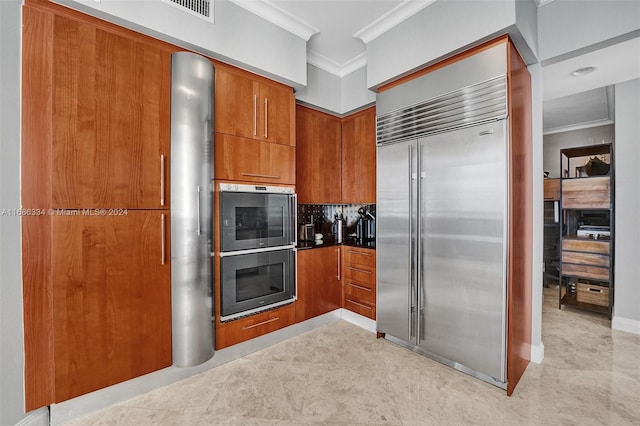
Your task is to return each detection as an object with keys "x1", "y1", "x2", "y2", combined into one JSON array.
[{"x1": 298, "y1": 203, "x2": 376, "y2": 238}]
